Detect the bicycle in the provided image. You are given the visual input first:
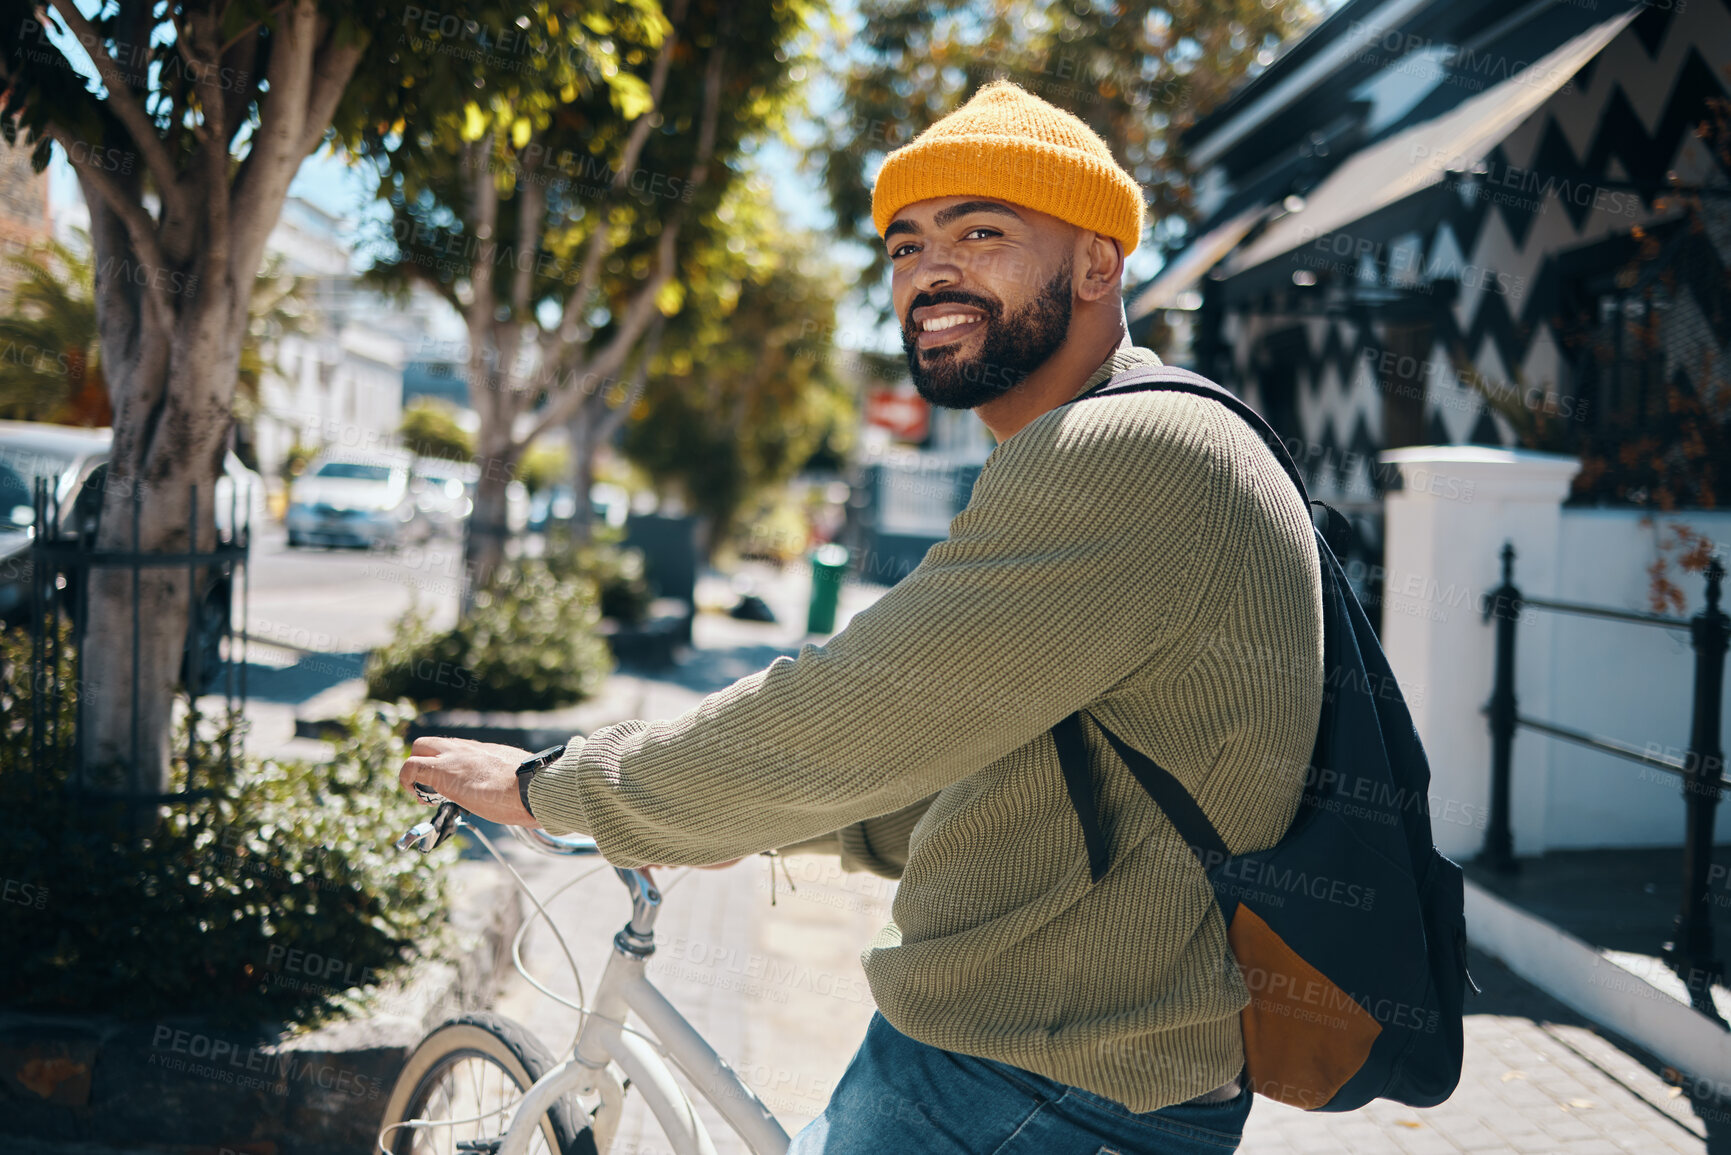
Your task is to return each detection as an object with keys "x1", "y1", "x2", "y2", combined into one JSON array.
[{"x1": 378, "y1": 794, "x2": 794, "y2": 1155}]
